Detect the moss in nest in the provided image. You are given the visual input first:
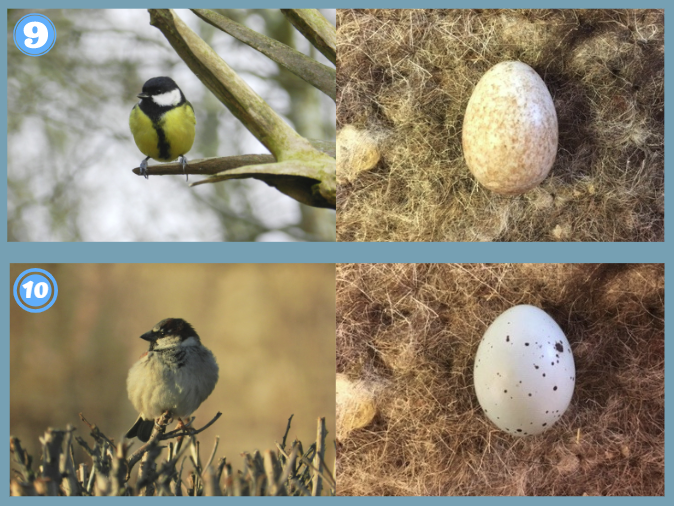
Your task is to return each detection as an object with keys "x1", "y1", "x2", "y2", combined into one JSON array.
[
  {"x1": 336, "y1": 373, "x2": 379, "y2": 440},
  {"x1": 337, "y1": 126, "x2": 384, "y2": 184},
  {"x1": 336, "y1": 263, "x2": 664, "y2": 496},
  {"x1": 336, "y1": 9, "x2": 664, "y2": 242}
]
